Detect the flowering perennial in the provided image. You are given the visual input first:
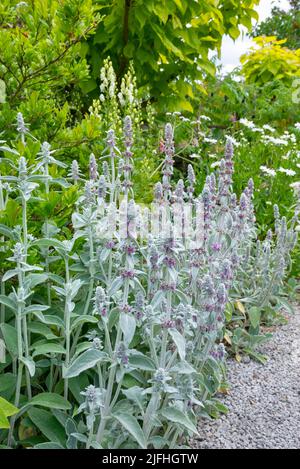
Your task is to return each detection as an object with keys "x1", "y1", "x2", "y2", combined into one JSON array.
[{"x1": 0, "y1": 114, "x2": 298, "y2": 449}]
